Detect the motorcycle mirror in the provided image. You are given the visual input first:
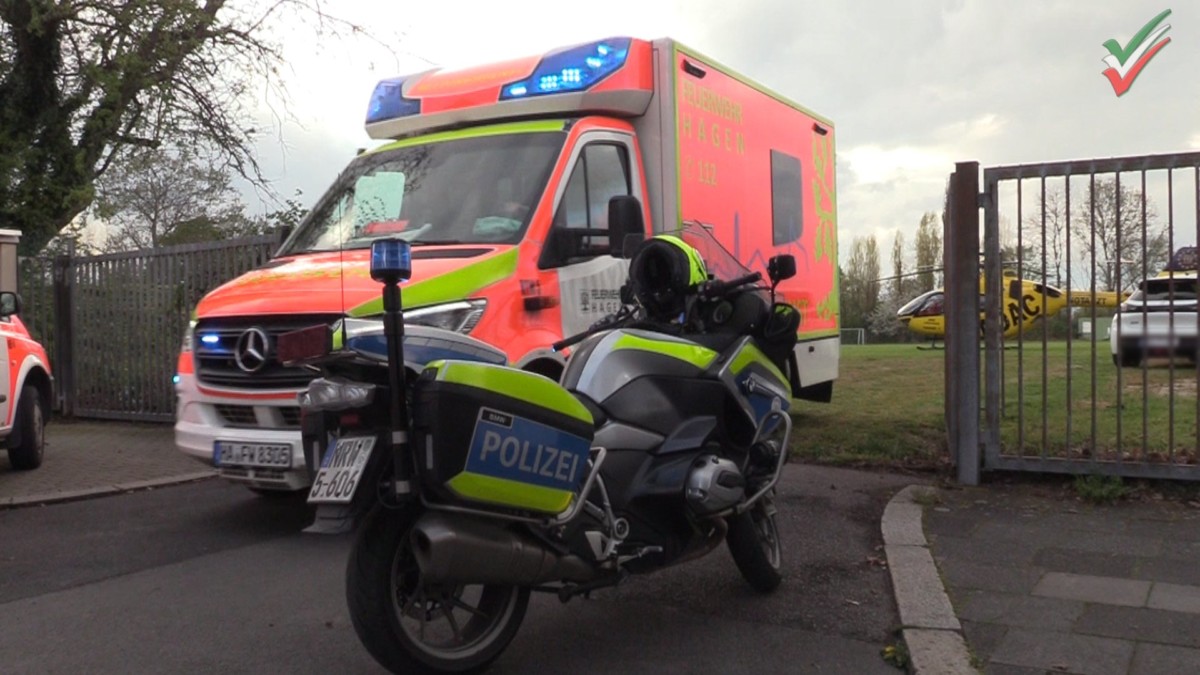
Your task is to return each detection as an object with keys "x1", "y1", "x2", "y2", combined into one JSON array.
[
  {"x1": 768, "y1": 255, "x2": 796, "y2": 284},
  {"x1": 607, "y1": 195, "x2": 645, "y2": 259}
]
